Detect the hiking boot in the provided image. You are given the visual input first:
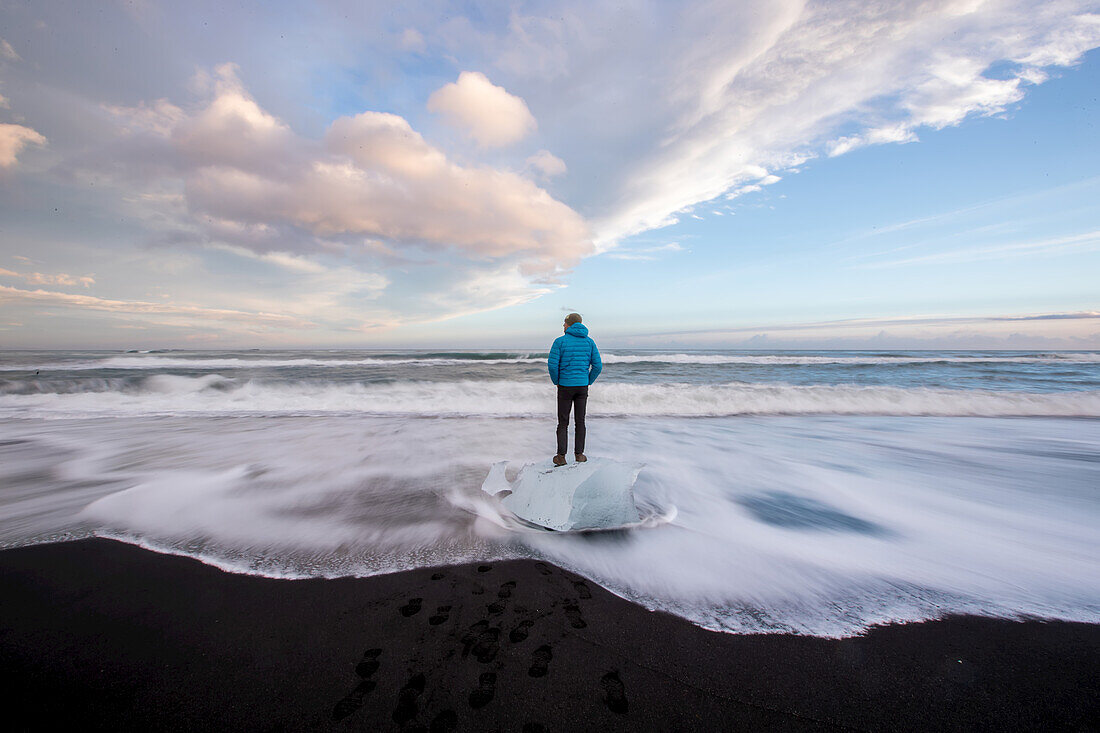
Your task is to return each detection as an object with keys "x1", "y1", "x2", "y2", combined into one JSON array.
[
  {"x1": 553, "y1": 454, "x2": 567, "y2": 466},
  {"x1": 574, "y1": 453, "x2": 587, "y2": 463}
]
